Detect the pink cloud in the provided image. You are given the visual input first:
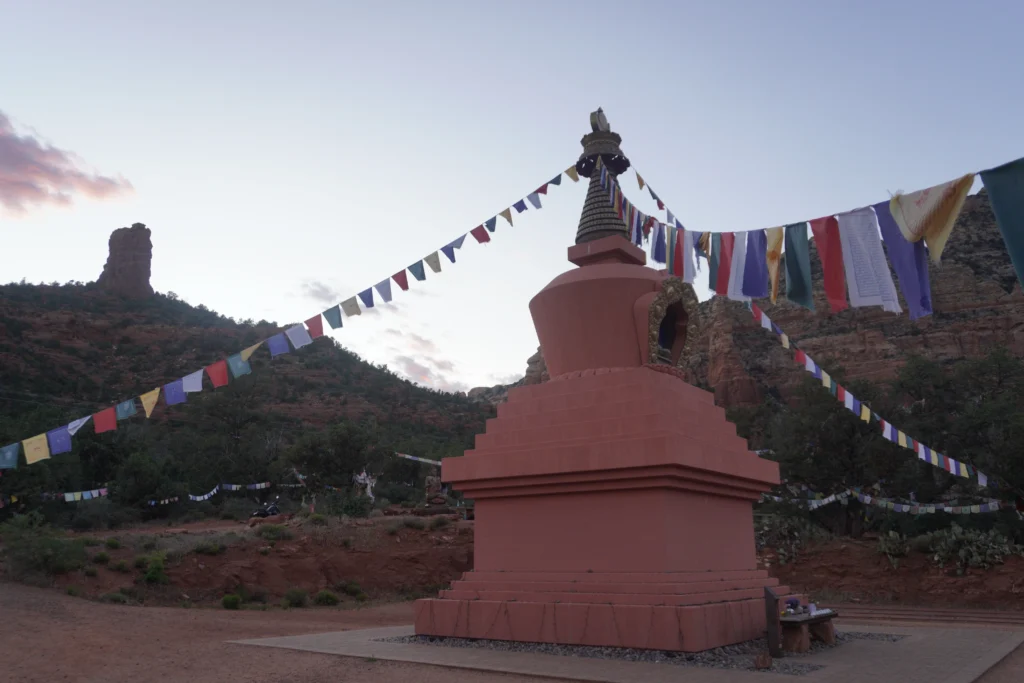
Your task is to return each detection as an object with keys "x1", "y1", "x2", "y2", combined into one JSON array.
[{"x1": 0, "y1": 111, "x2": 133, "y2": 215}]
